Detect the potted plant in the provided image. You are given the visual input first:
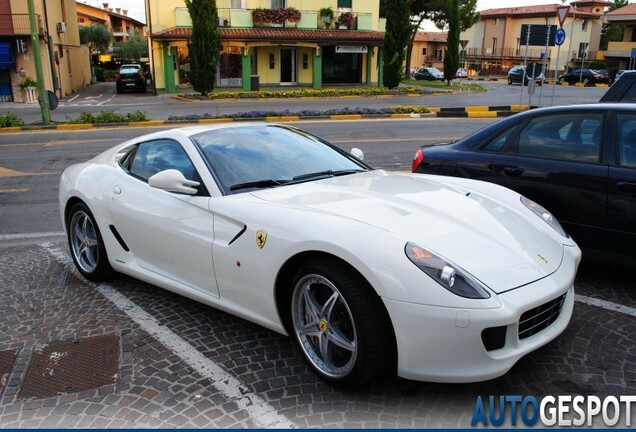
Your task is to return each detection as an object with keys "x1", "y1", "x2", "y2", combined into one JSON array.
[
  {"x1": 319, "y1": 7, "x2": 334, "y2": 28},
  {"x1": 337, "y1": 12, "x2": 355, "y2": 29},
  {"x1": 285, "y1": 7, "x2": 302, "y2": 26},
  {"x1": 19, "y1": 76, "x2": 37, "y2": 90},
  {"x1": 18, "y1": 77, "x2": 38, "y2": 104}
]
